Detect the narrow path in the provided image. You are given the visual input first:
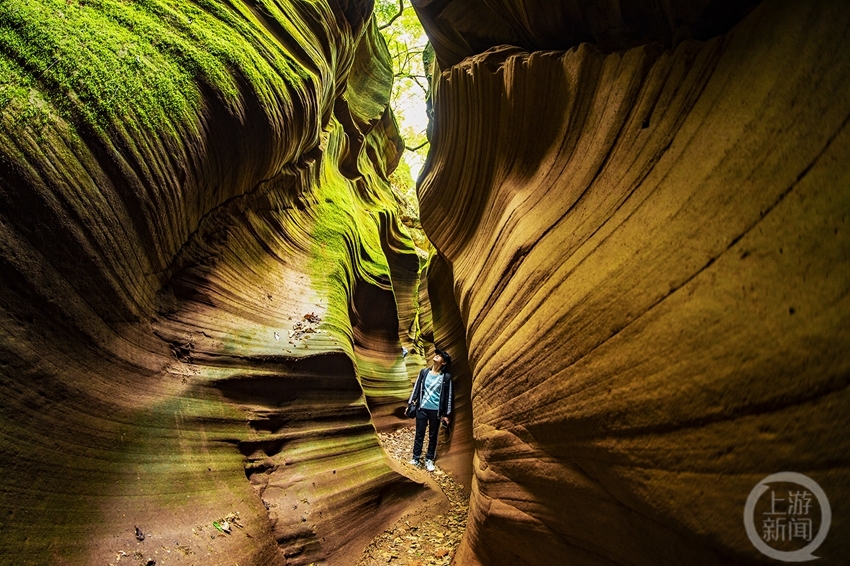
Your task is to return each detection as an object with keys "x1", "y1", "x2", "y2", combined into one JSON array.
[{"x1": 356, "y1": 427, "x2": 469, "y2": 566}]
